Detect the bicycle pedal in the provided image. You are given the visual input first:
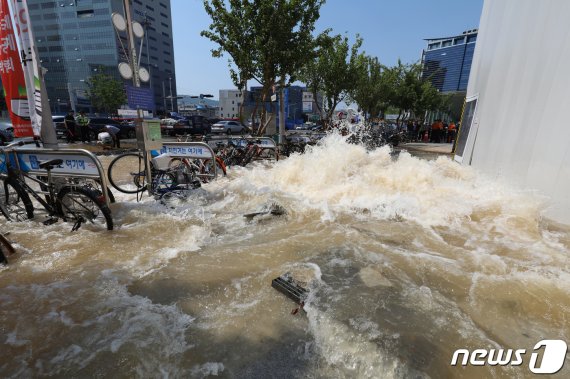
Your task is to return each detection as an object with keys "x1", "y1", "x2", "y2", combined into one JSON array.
[
  {"x1": 71, "y1": 217, "x2": 84, "y2": 232},
  {"x1": 42, "y1": 218, "x2": 58, "y2": 226}
]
